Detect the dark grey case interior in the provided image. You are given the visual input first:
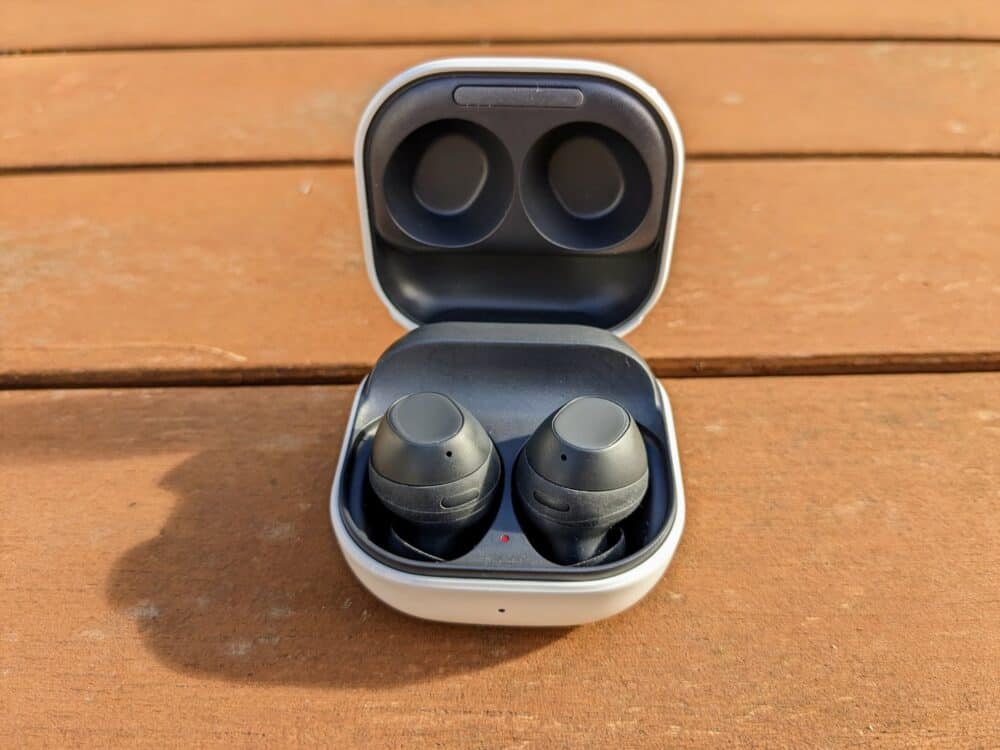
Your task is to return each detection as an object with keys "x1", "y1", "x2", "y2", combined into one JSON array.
[
  {"x1": 339, "y1": 67, "x2": 681, "y2": 581},
  {"x1": 364, "y1": 73, "x2": 677, "y2": 330},
  {"x1": 338, "y1": 323, "x2": 678, "y2": 580}
]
